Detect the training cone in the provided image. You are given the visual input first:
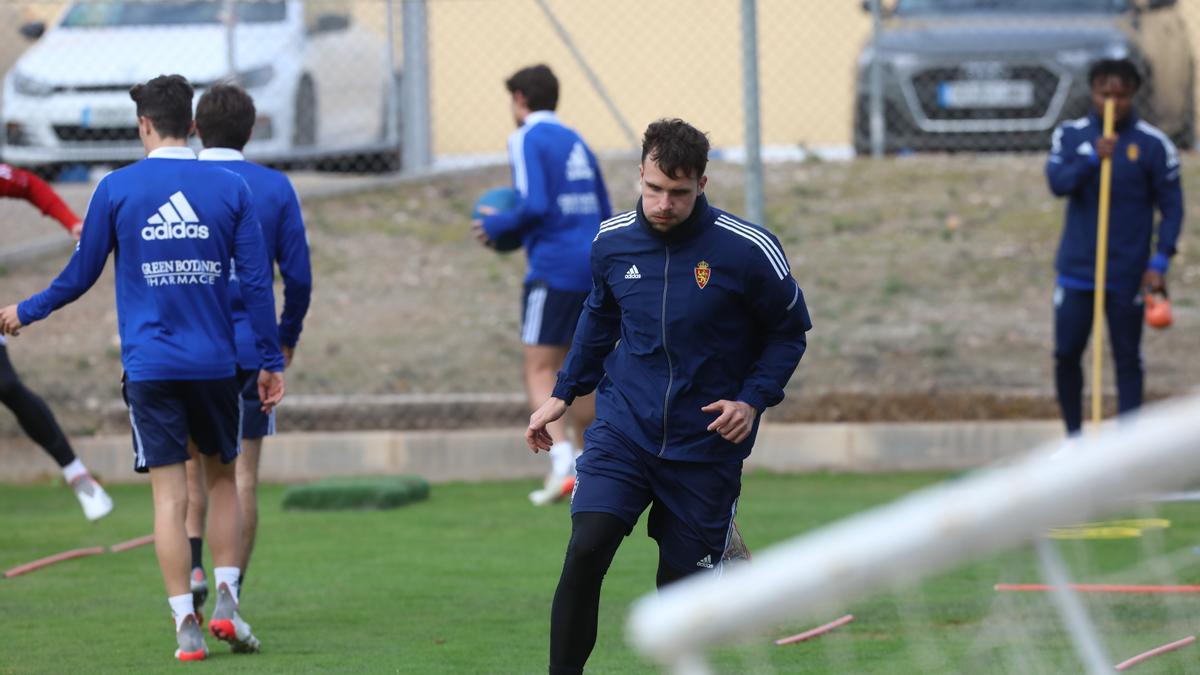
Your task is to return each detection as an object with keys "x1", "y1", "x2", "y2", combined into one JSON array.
[{"x1": 1145, "y1": 291, "x2": 1173, "y2": 330}]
